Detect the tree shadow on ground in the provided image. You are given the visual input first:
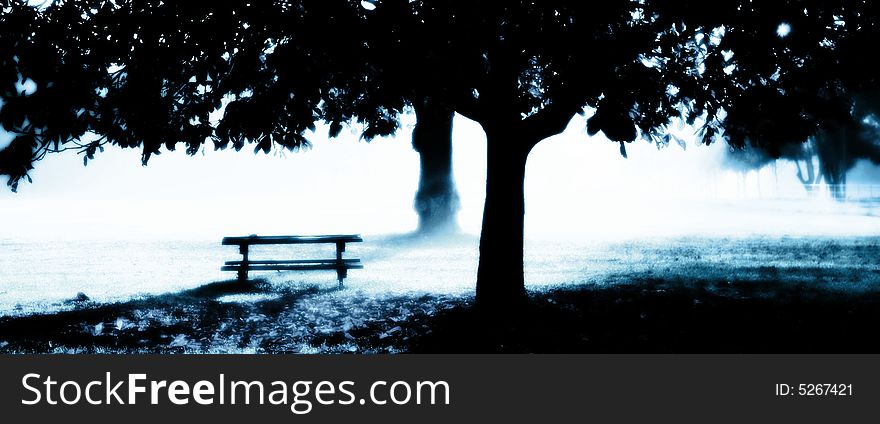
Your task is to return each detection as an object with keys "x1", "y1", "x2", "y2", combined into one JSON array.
[
  {"x1": 405, "y1": 279, "x2": 880, "y2": 353},
  {"x1": 2, "y1": 276, "x2": 880, "y2": 353},
  {"x1": 0, "y1": 279, "x2": 344, "y2": 353}
]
